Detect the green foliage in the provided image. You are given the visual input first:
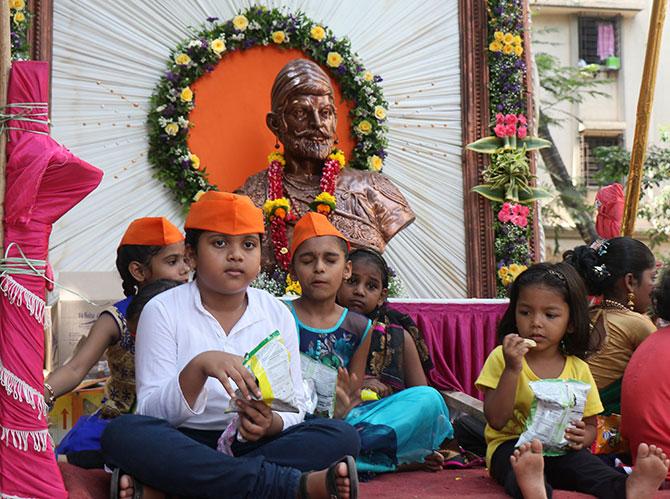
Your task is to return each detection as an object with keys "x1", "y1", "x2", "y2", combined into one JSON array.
[{"x1": 10, "y1": 1, "x2": 30, "y2": 61}]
